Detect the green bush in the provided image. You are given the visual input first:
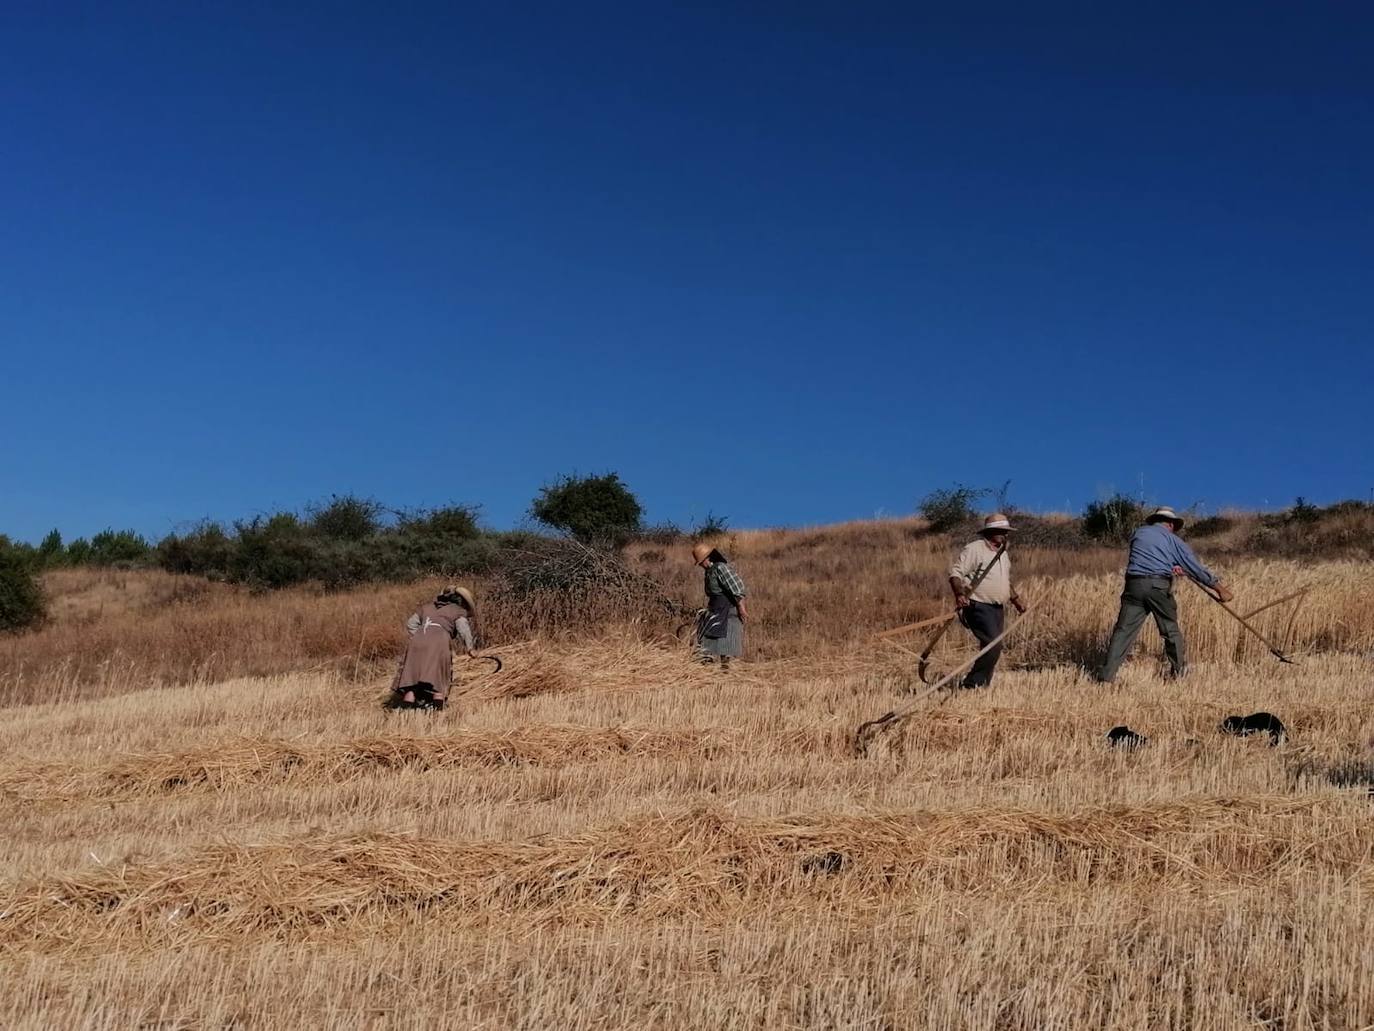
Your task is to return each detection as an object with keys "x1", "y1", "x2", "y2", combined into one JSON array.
[
  {"x1": 65, "y1": 538, "x2": 92, "y2": 564},
  {"x1": 397, "y1": 505, "x2": 482, "y2": 539},
  {"x1": 918, "y1": 485, "x2": 988, "y2": 533},
  {"x1": 1082, "y1": 495, "x2": 1145, "y2": 544},
  {"x1": 154, "y1": 502, "x2": 503, "y2": 590},
  {"x1": 308, "y1": 495, "x2": 384, "y2": 541},
  {"x1": 229, "y1": 513, "x2": 319, "y2": 589},
  {"x1": 0, "y1": 540, "x2": 45, "y2": 633},
  {"x1": 531, "y1": 473, "x2": 643, "y2": 544},
  {"x1": 1287, "y1": 497, "x2": 1321, "y2": 524},
  {"x1": 37, "y1": 529, "x2": 65, "y2": 568},
  {"x1": 157, "y1": 522, "x2": 235, "y2": 577},
  {"x1": 87, "y1": 529, "x2": 152, "y2": 566}
]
